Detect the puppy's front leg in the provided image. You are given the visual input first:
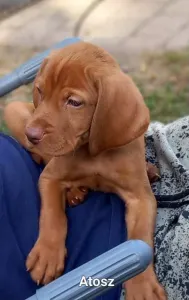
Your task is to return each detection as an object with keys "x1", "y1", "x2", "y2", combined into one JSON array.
[
  {"x1": 120, "y1": 183, "x2": 166, "y2": 300},
  {"x1": 26, "y1": 171, "x2": 67, "y2": 285}
]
